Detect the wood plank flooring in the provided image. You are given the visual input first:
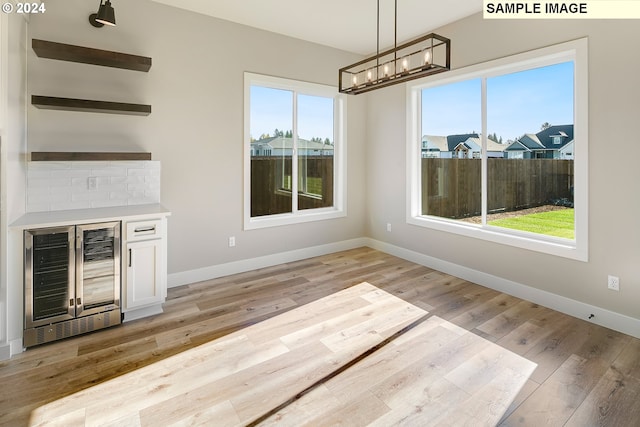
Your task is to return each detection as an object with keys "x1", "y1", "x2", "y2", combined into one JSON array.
[{"x1": 1, "y1": 247, "x2": 638, "y2": 426}]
